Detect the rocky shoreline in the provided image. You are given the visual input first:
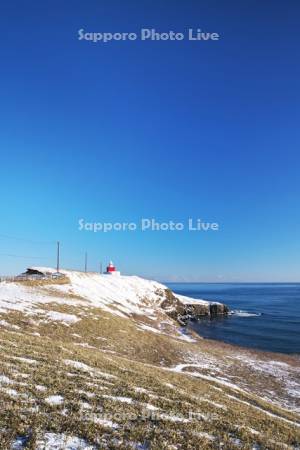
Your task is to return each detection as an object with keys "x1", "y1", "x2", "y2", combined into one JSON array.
[{"x1": 160, "y1": 289, "x2": 229, "y2": 325}]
